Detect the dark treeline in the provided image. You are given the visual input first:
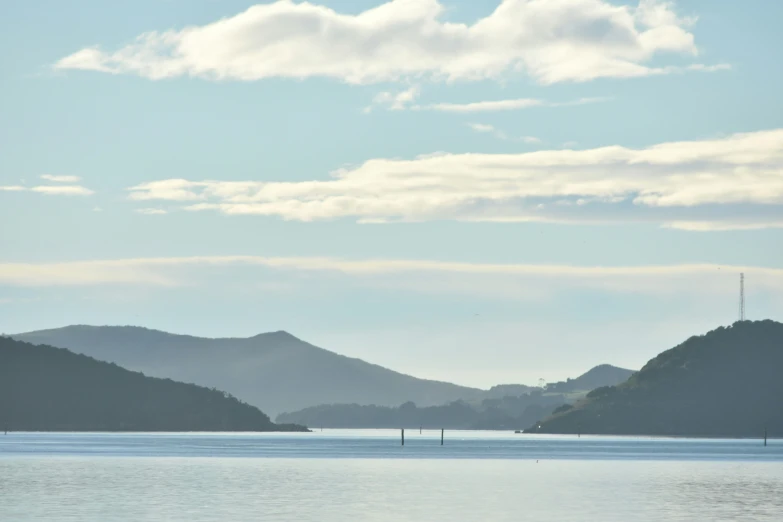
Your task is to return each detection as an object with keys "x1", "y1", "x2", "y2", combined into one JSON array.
[
  {"x1": 0, "y1": 337, "x2": 307, "y2": 432},
  {"x1": 529, "y1": 320, "x2": 783, "y2": 437},
  {"x1": 276, "y1": 391, "x2": 566, "y2": 430}
]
